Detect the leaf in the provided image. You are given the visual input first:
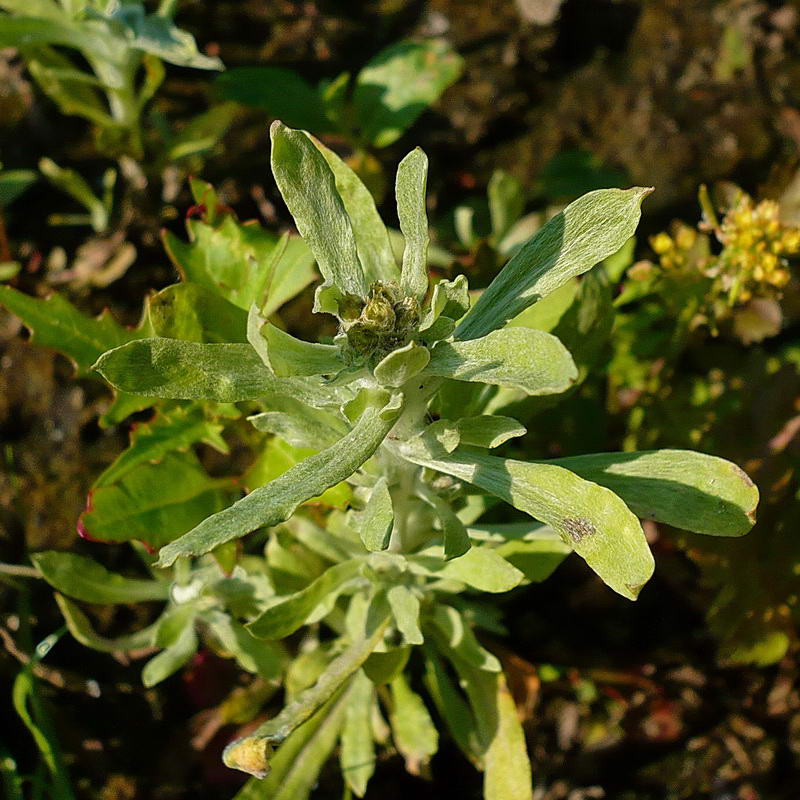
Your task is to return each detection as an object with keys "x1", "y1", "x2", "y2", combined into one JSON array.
[
  {"x1": 249, "y1": 314, "x2": 344, "y2": 378},
  {"x1": 387, "y1": 584, "x2": 423, "y2": 645},
  {"x1": 455, "y1": 187, "x2": 652, "y2": 340},
  {"x1": 31, "y1": 551, "x2": 169, "y2": 604},
  {"x1": 402, "y1": 444, "x2": 653, "y2": 600},
  {"x1": 421, "y1": 487, "x2": 471, "y2": 560},
  {"x1": 94, "y1": 405, "x2": 227, "y2": 488},
  {"x1": 309, "y1": 134, "x2": 399, "y2": 285},
  {"x1": 146, "y1": 283, "x2": 247, "y2": 343},
  {"x1": 359, "y1": 477, "x2": 394, "y2": 552},
  {"x1": 421, "y1": 274, "x2": 470, "y2": 331},
  {"x1": 163, "y1": 216, "x2": 315, "y2": 313},
  {"x1": 247, "y1": 560, "x2": 362, "y2": 640},
  {"x1": 141, "y1": 624, "x2": 198, "y2": 688},
  {"x1": 0, "y1": 286, "x2": 137, "y2": 375},
  {"x1": 0, "y1": 168, "x2": 36, "y2": 207},
  {"x1": 80, "y1": 451, "x2": 234, "y2": 550},
  {"x1": 39, "y1": 157, "x2": 108, "y2": 232},
  {"x1": 156, "y1": 395, "x2": 402, "y2": 567},
  {"x1": 215, "y1": 67, "x2": 334, "y2": 132},
  {"x1": 339, "y1": 671, "x2": 376, "y2": 797},
  {"x1": 426, "y1": 328, "x2": 578, "y2": 396},
  {"x1": 373, "y1": 341, "x2": 430, "y2": 388},
  {"x1": 396, "y1": 147, "x2": 430, "y2": 300},
  {"x1": 548, "y1": 449, "x2": 759, "y2": 537},
  {"x1": 232, "y1": 685, "x2": 351, "y2": 800},
  {"x1": 248, "y1": 398, "x2": 347, "y2": 451},
  {"x1": 423, "y1": 647, "x2": 479, "y2": 763},
  {"x1": 363, "y1": 645, "x2": 410, "y2": 685},
  {"x1": 428, "y1": 605, "x2": 500, "y2": 672},
  {"x1": 55, "y1": 593, "x2": 158, "y2": 653},
  {"x1": 354, "y1": 39, "x2": 464, "y2": 148},
  {"x1": 494, "y1": 538, "x2": 571, "y2": 583},
  {"x1": 165, "y1": 102, "x2": 238, "y2": 162},
  {"x1": 94, "y1": 338, "x2": 290, "y2": 401},
  {"x1": 270, "y1": 121, "x2": 366, "y2": 298},
  {"x1": 488, "y1": 170, "x2": 525, "y2": 242},
  {"x1": 204, "y1": 611, "x2": 284, "y2": 680},
  {"x1": 456, "y1": 416, "x2": 526, "y2": 449},
  {"x1": 411, "y1": 546, "x2": 524, "y2": 593},
  {"x1": 389, "y1": 672, "x2": 439, "y2": 775},
  {"x1": 224, "y1": 596, "x2": 391, "y2": 778},
  {"x1": 111, "y1": 4, "x2": 223, "y2": 70}
]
